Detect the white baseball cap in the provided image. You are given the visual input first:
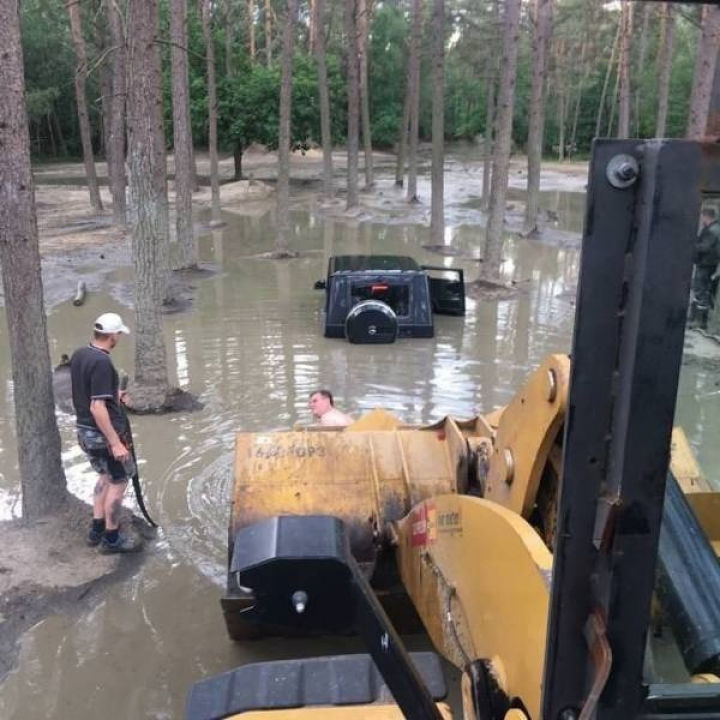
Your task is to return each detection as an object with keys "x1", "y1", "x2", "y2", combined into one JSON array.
[{"x1": 94, "y1": 312, "x2": 130, "y2": 335}]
